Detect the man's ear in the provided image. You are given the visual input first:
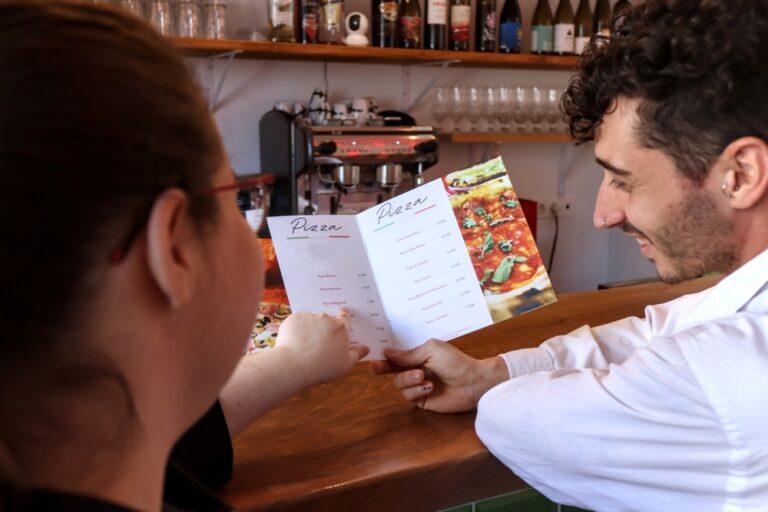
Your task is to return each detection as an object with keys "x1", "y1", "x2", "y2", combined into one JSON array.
[
  {"x1": 145, "y1": 188, "x2": 199, "y2": 309},
  {"x1": 723, "y1": 137, "x2": 768, "y2": 210}
]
